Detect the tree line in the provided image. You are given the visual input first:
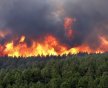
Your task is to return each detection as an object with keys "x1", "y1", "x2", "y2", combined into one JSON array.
[{"x1": 0, "y1": 54, "x2": 108, "y2": 88}]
